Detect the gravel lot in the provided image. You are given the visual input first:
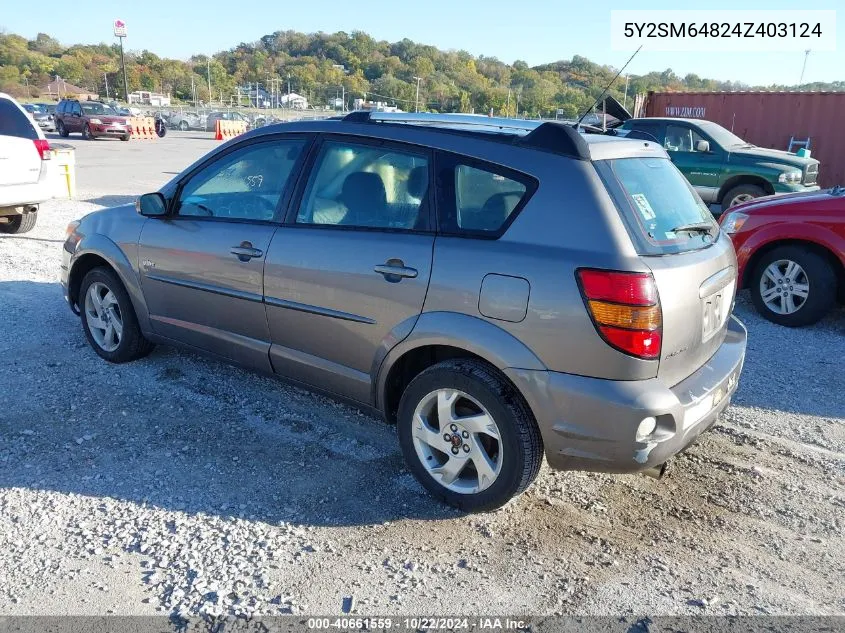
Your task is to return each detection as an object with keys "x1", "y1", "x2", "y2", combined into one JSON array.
[{"x1": 0, "y1": 132, "x2": 843, "y2": 619}]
